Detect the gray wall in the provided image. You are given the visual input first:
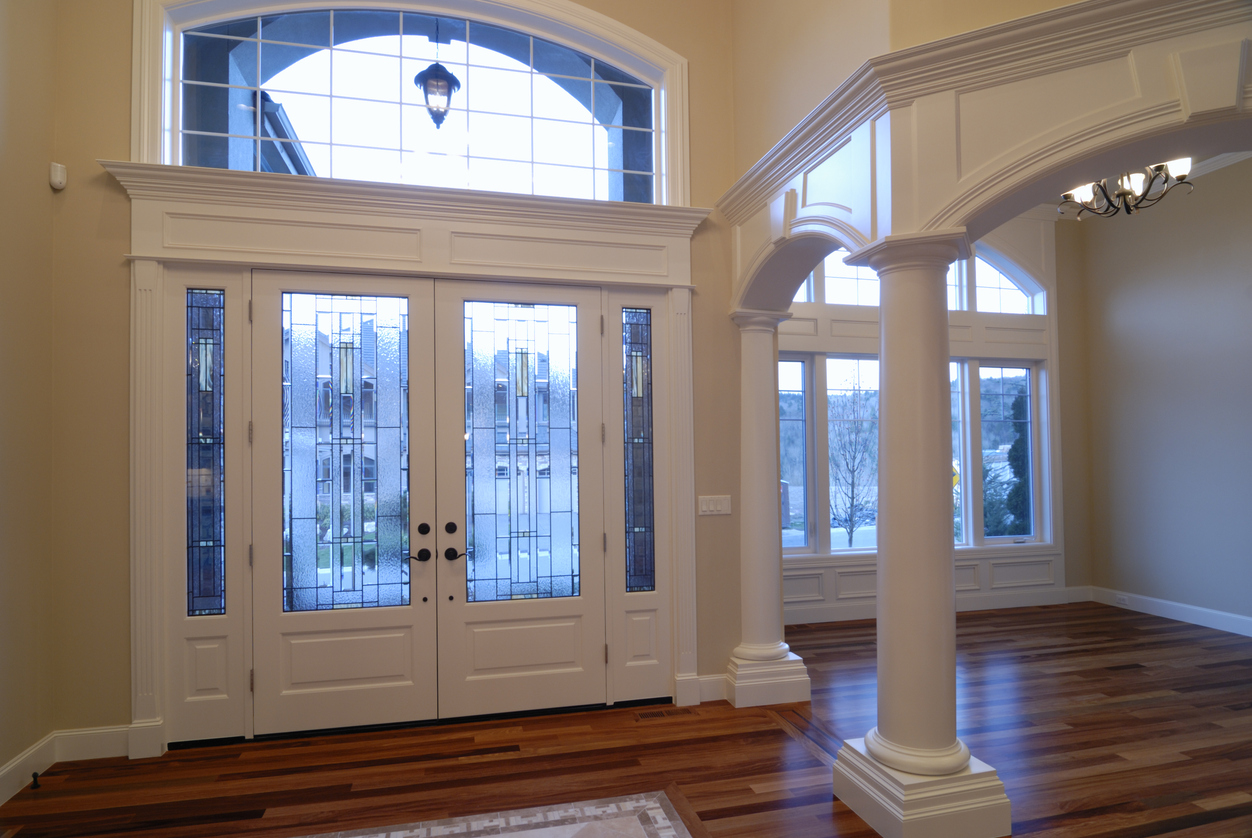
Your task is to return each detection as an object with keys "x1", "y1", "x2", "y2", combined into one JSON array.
[{"x1": 1071, "y1": 156, "x2": 1252, "y2": 618}]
